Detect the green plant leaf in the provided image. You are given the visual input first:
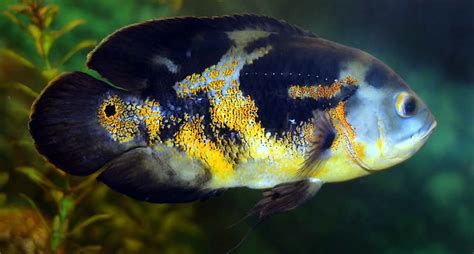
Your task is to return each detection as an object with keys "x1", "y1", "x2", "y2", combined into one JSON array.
[
  {"x1": 16, "y1": 166, "x2": 57, "y2": 189},
  {"x1": 7, "y1": 4, "x2": 30, "y2": 13},
  {"x1": 0, "y1": 48, "x2": 47, "y2": 87},
  {"x1": 13, "y1": 82, "x2": 40, "y2": 98},
  {"x1": 53, "y1": 19, "x2": 86, "y2": 40},
  {"x1": 3, "y1": 11, "x2": 27, "y2": 30},
  {"x1": 27, "y1": 24, "x2": 46, "y2": 57},
  {"x1": 57, "y1": 39, "x2": 96, "y2": 67},
  {"x1": 27, "y1": 24, "x2": 42, "y2": 40},
  {"x1": 71, "y1": 173, "x2": 99, "y2": 193},
  {"x1": 41, "y1": 5, "x2": 59, "y2": 28},
  {"x1": 59, "y1": 196, "x2": 74, "y2": 222},
  {"x1": 43, "y1": 32, "x2": 54, "y2": 58},
  {"x1": 42, "y1": 68, "x2": 60, "y2": 80},
  {"x1": 68, "y1": 214, "x2": 111, "y2": 236},
  {"x1": 0, "y1": 48, "x2": 35, "y2": 68},
  {"x1": 51, "y1": 215, "x2": 62, "y2": 252},
  {"x1": 50, "y1": 190, "x2": 64, "y2": 206},
  {"x1": 51, "y1": 196, "x2": 74, "y2": 252}
]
